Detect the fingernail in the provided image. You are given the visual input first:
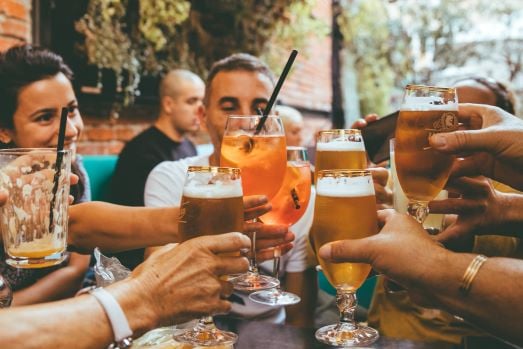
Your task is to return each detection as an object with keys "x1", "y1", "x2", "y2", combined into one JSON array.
[
  {"x1": 318, "y1": 244, "x2": 331, "y2": 259},
  {"x1": 431, "y1": 134, "x2": 447, "y2": 147}
]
